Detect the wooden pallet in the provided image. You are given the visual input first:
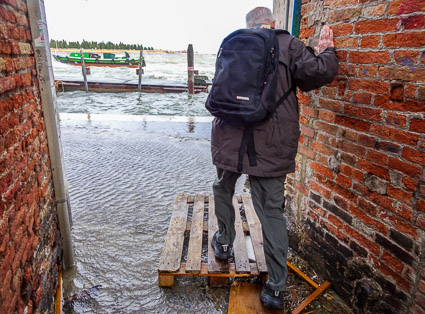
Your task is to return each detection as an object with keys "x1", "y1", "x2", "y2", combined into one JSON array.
[
  {"x1": 158, "y1": 193, "x2": 331, "y2": 313},
  {"x1": 158, "y1": 193, "x2": 267, "y2": 286}
]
